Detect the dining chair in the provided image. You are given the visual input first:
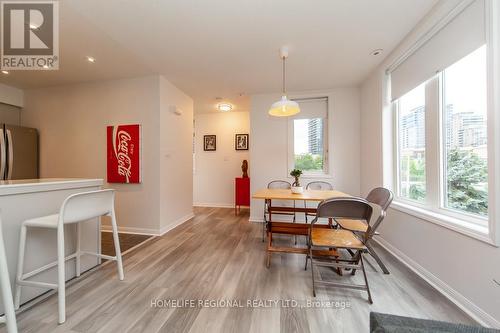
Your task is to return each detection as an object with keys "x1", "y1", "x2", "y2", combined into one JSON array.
[
  {"x1": 306, "y1": 197, "x2": 374, "y2": 303},
  {"x1": 0, "y1": 213, "x2": 17, "y2": 333},
  {"x1": 335, "y1": 187, "x2": 393, "y2": 274},
  {"x1": 304, "y1": 181, "x2": 333, "y2": 224},
  {"x1": 262, "y1": 180, "x2": 296, "y2": 242}
]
